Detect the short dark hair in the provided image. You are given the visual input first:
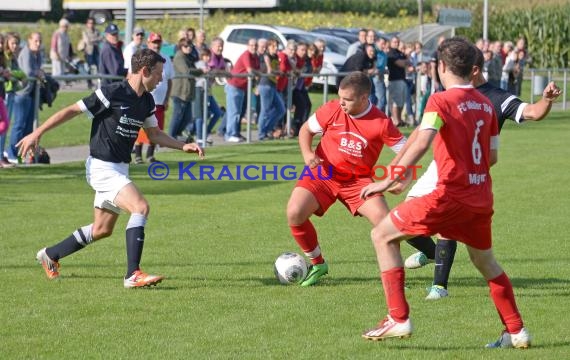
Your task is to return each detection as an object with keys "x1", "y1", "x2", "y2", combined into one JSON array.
[
  {"x1": 339, "y1": 71, "x2": 371, "y2": 96},
  {"x1": 474, "y1": 47, "x2": 484, "y2": 70},
  {"x1": 437, "y1": 37, "x2": 476, "y2": 79},
  {"x1": 131, "y1": 48, "x2": 165, "y2": 74}
]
